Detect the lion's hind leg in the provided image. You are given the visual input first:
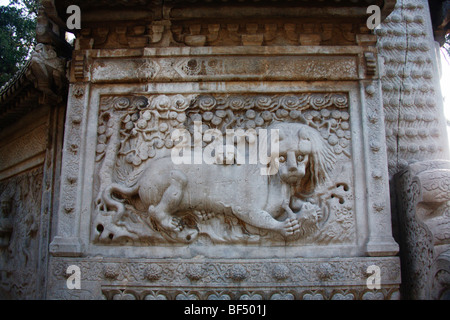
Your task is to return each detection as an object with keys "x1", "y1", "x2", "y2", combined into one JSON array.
[
  {"x1": 102, "y1": 183, "x2": 139, "y2": 225},
  {"x1": 233, "y1": 207, "x2": 301, "y2": 239},
  {"x1": 147, "y1": 170, "x2": 198, "y2": 243}
]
